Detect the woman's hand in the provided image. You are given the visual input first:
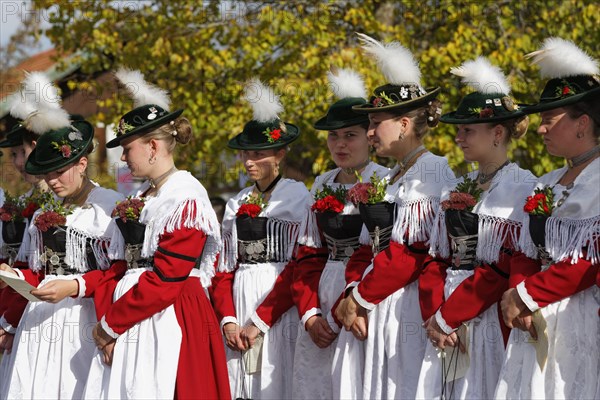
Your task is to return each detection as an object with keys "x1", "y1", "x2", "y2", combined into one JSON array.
[
  {"x1": 239, "y1": 324, "x2": 262, "y2": 349},
  {"x1": 223, "y1": 322, "x2": 247, "y2": 351},
  {"x1": 305, "y1": 315, "x2": 337, "y2": 348},
  {"x1": 501, "y1": 288, "x2": 532, "y2": 328},
  {"x1": 102, "y1": 341, "x2": 116, "y2": 366},
  {"x1": 335, "y1": 292, "x2": 363, "y2": 331},
  {"x1": 31, "y1": 279, "x2": 79, "y2": 303},
  {"x1": 0, "y1": 263, "x2": 18, "y2": 289},
  {"x1": 93, "y1": 321, "x2": 115, "y2": 349},
  {"x1": 350, "y1": 308, "x2": 369, "y2": 341},
  {"x1": 424, "y1": 316, "x2": 452, "y2": 350},
  {"x1": 0, "y1": 332, "x2": 15, "y2": 353}
]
